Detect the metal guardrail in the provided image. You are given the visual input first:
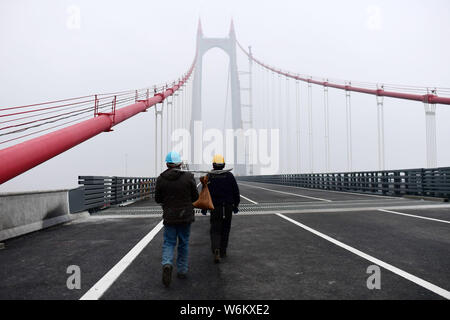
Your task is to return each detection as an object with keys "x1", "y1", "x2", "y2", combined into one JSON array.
[
  {"x1": 78, "y1": 176, "x2": 157, "y2": 212},
  {"x1": 237, "y1": 167, "x2": 450, "y2": 200}
]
